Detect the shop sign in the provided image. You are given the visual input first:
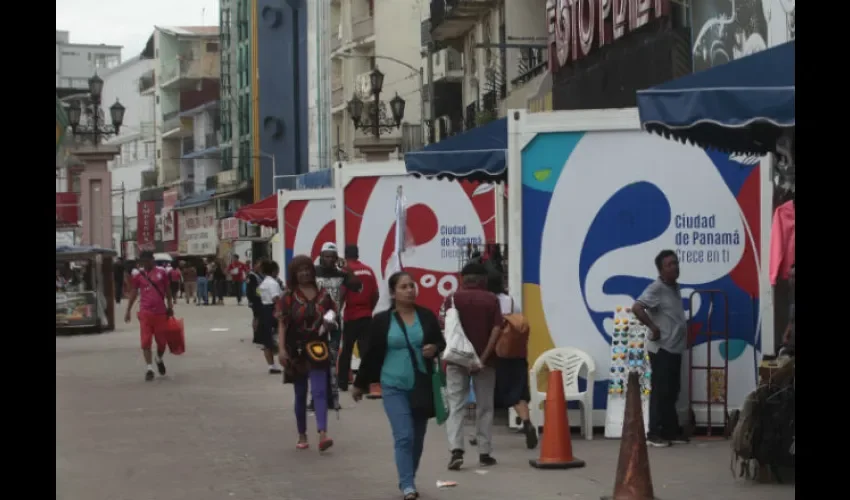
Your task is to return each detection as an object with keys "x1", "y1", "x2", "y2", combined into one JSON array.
[
  {"x1": 162, "y1": 189, "x2": 178, "y2": 242},
  {"x1": 137, "y1": 201, "x2": 157, "y2": 251},
  {"x1": 220, "y1": 217, "x2": 240, "y2": 240},
  {"x1": 181, "y1": 204, "x2": 218, "y2": 255},
  {"x1": 548, "y1": 0, "x2": 670, "y2": 72}
]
